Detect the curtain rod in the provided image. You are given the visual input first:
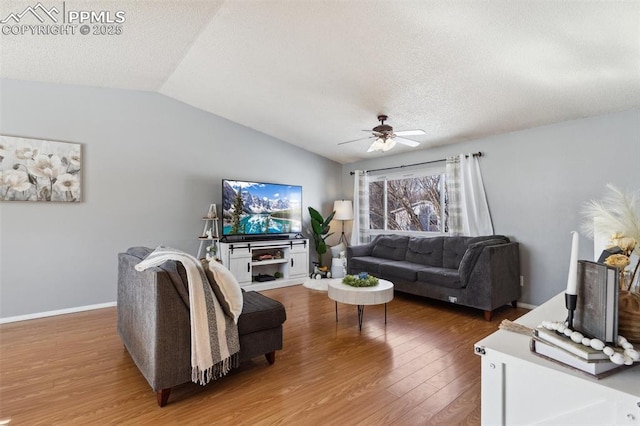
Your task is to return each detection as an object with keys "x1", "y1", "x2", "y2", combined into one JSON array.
[{"x1": 349, "y1": 151, "x2": 483, "y2": 175}]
